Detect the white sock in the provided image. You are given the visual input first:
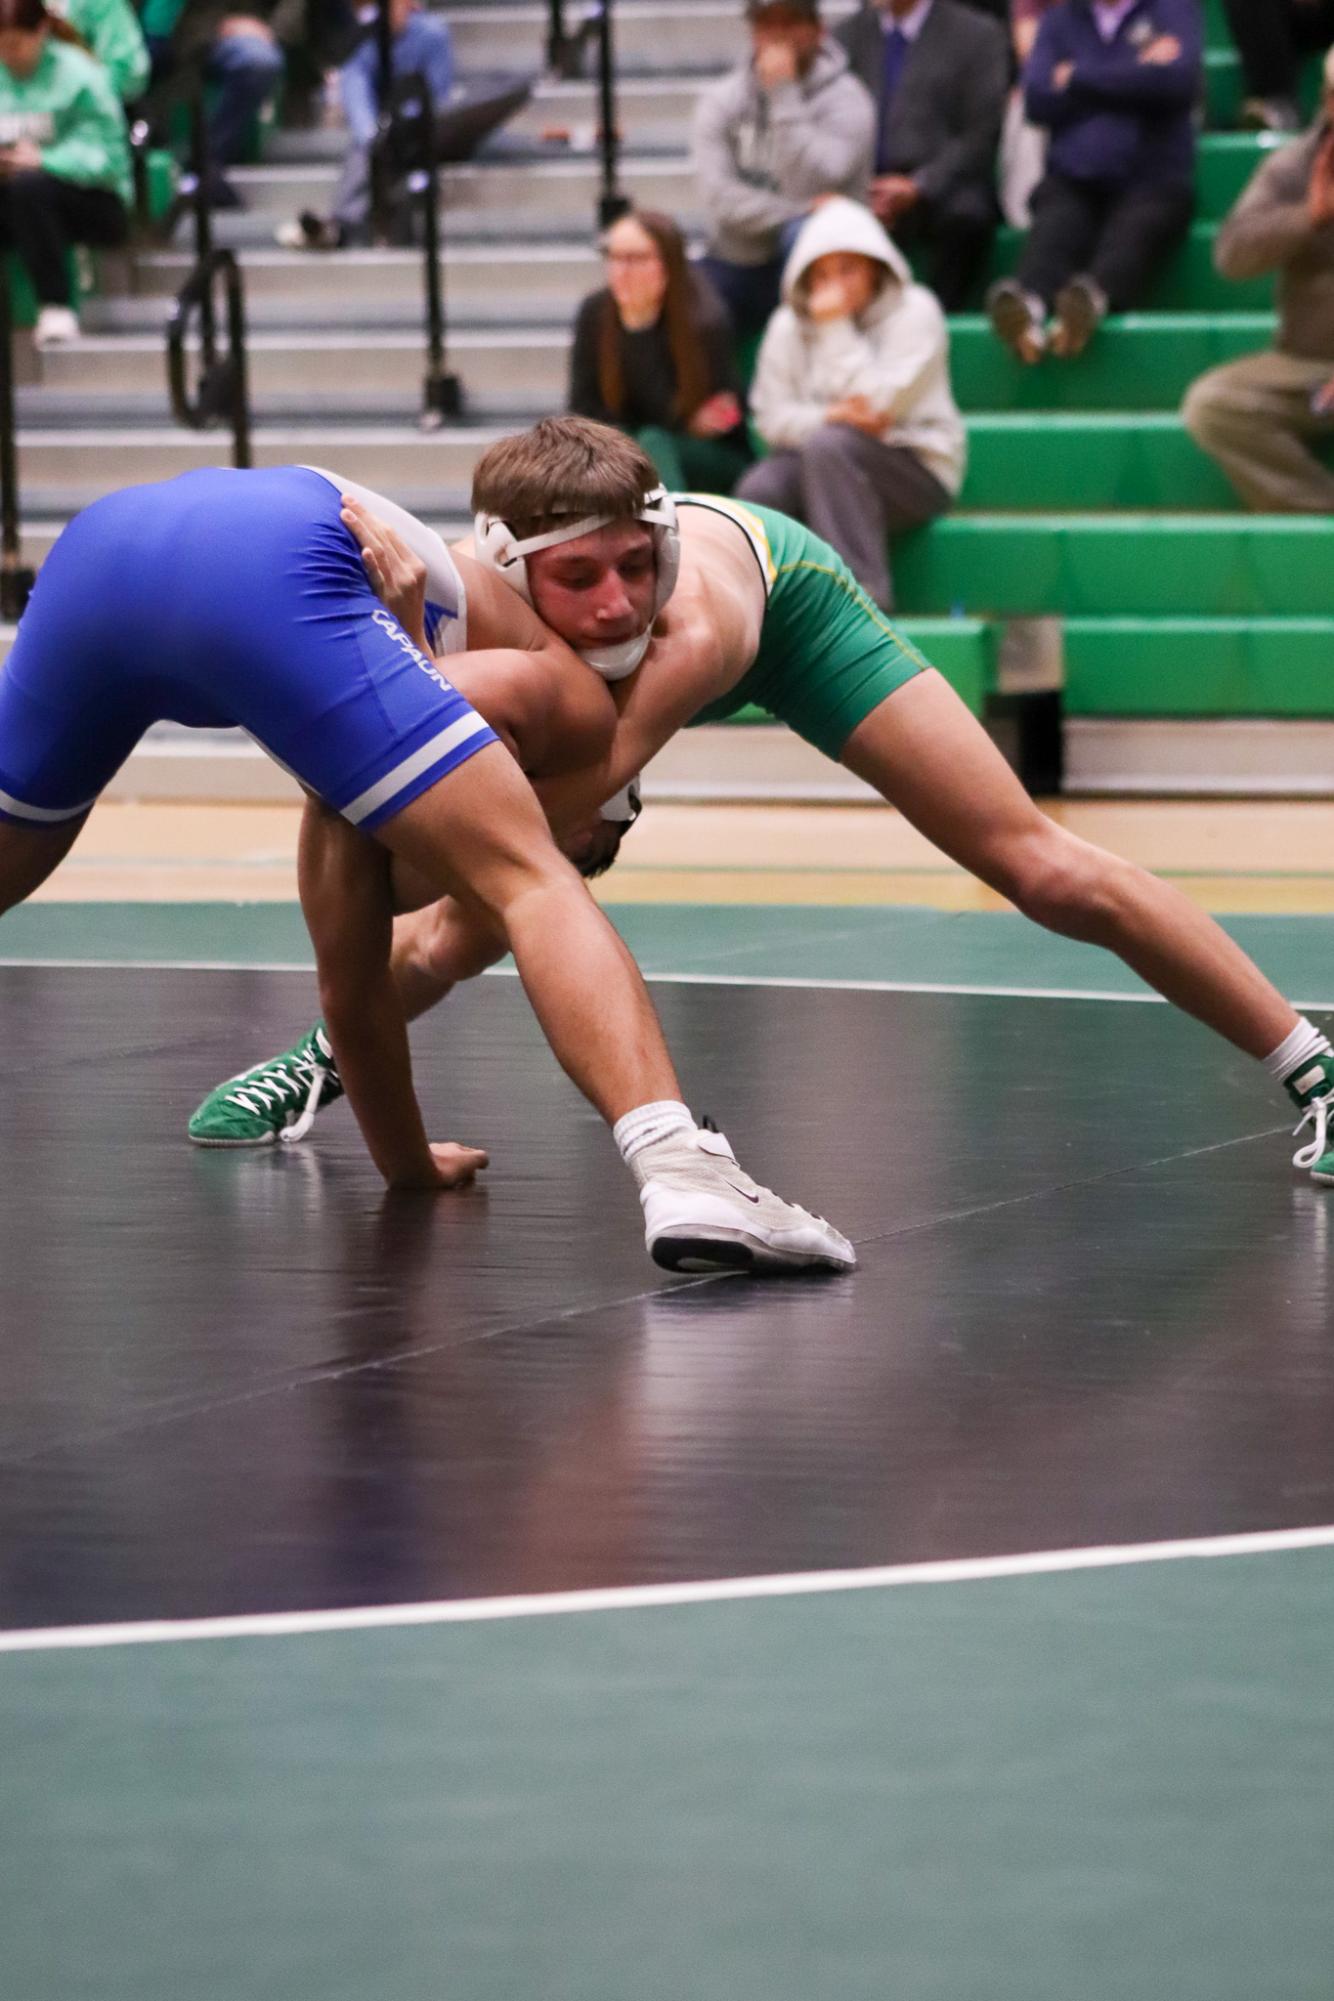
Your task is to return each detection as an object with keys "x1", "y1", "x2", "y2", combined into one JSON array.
[
  {"x1": 1262, "y1": 1018, "x2": 1332, "y2": 1086},
  {"x1": 613, "y1": 1100, "x2": 695, "y2": 1166}
]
